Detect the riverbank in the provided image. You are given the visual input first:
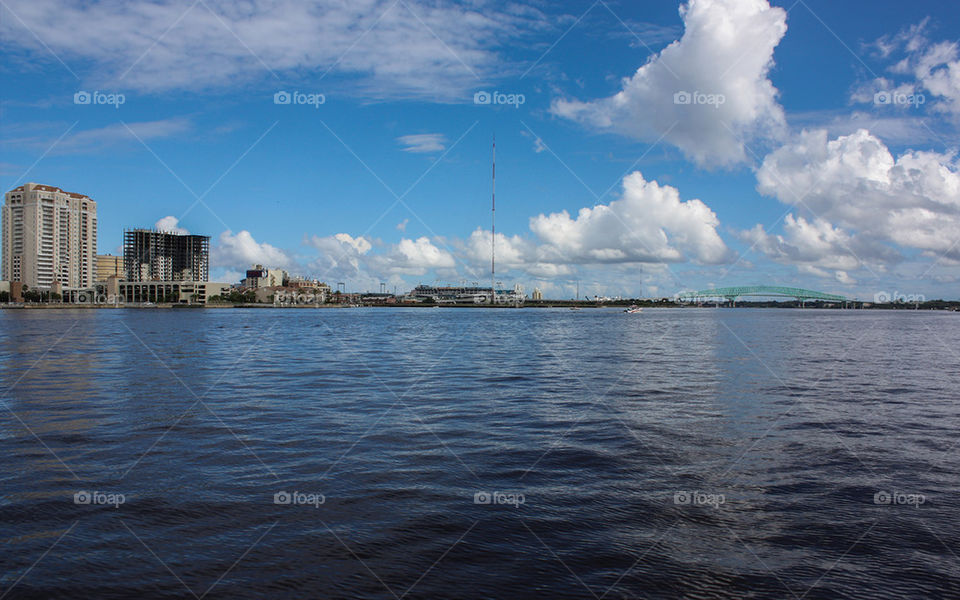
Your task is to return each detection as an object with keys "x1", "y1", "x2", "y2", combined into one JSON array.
[{"x1": 3, "y1": 301, "x2": 959, "y2": 310}]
